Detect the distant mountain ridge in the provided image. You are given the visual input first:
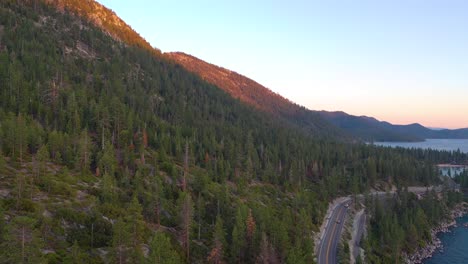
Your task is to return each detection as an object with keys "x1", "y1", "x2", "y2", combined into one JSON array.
[
  {"x1": 167, "y1": 53, "x2": 468, "y2": 142},
  {"x1": 318, "y1": 111, "x2": 468, "y2": 142}
]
